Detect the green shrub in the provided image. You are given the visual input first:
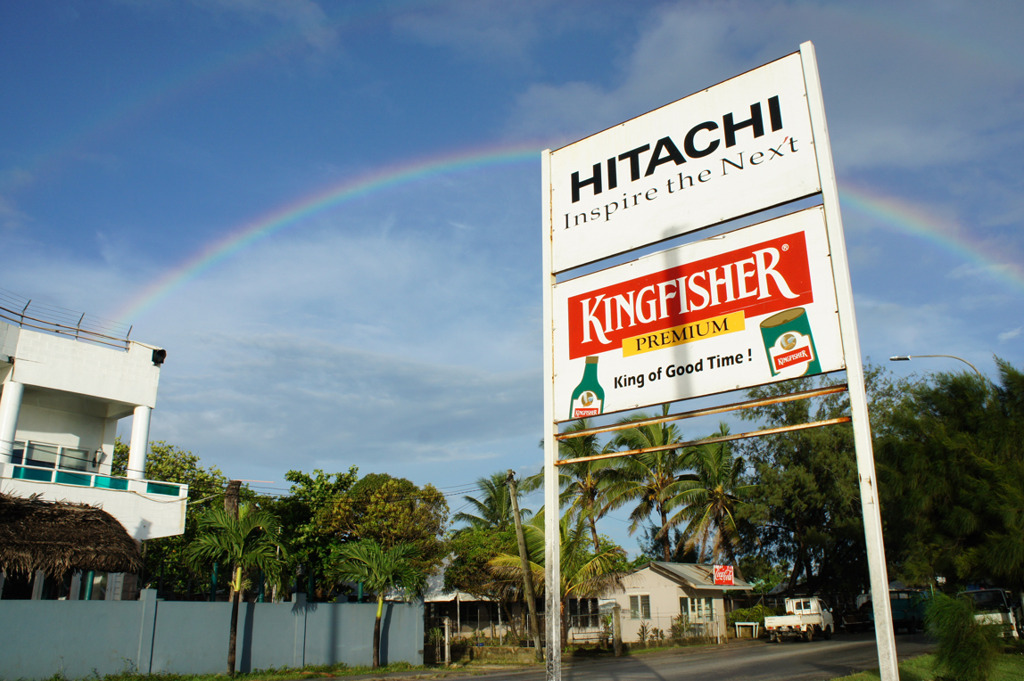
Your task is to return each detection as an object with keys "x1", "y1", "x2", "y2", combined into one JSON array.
[
  {"x1": 726, "y1": 603, "x2": 779, "y2": 627},
  {"x1": 925, "y1": 592, "x2": 1001, "y2": 681}
]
